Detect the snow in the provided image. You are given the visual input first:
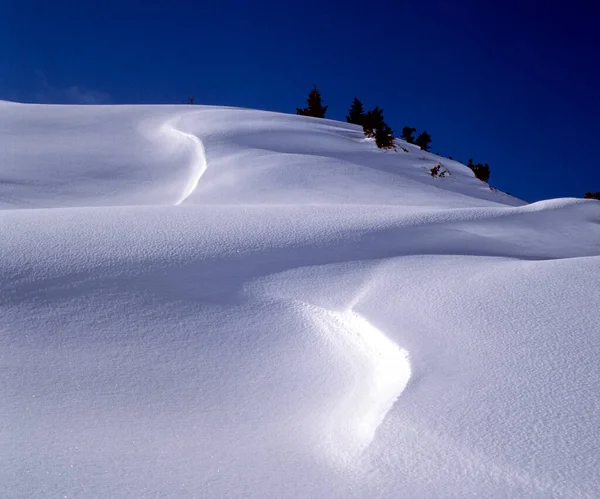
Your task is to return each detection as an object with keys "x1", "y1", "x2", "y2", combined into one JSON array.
[{"x1": 1, "y1": 100, "x2": 599, "y2": 497}]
